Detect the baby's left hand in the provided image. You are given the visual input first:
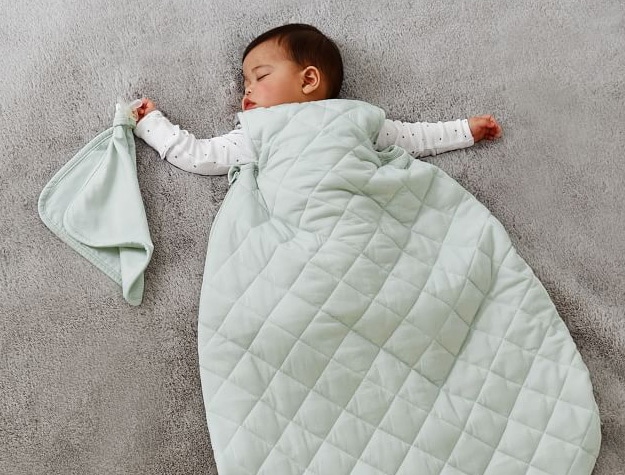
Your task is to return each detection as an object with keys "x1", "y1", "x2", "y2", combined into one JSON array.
[{"x1": 469, "y1": 115, "x2": 503, "y2": 142}]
